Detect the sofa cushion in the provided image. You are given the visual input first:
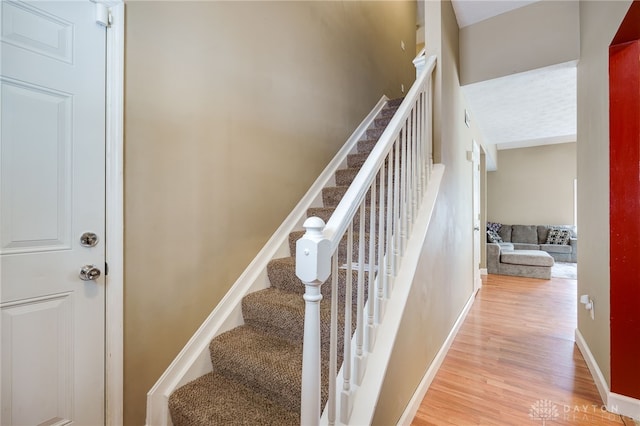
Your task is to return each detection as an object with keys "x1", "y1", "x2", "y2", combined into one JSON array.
[
  {"x1": 540, "y1": 243, "x2": 572, "y2": 254},
  {"x1": 511, "y1": 225, "x2": 538, "y2": 244},
  {"x1": 546, "y1": 228, "x2": 571, "y2": 245},
  {"x1": 537, "y1": 226, "x2": 550, "y2": 244},
  {"x1": 498, "y1": 225, "x2": 512, "y2": 242},
  {"x1": 487, "y1": 230, "x2": 503, "y2": 243},
  {"x1": 501, "y1": 250, "x2": 554, "y2": 267},
  {"x1": 513, "y1": 243, "x2": 540, "y2": 250}
]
